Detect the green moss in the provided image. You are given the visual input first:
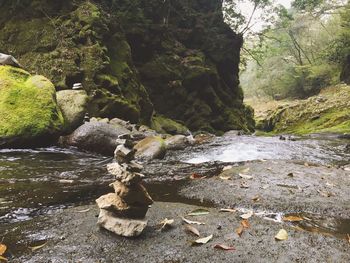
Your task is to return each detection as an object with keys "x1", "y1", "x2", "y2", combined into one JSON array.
[
  {"x1": 0, "y1": 66, "x2": 64, "y2": 141},
  {"x1": 151, "y1": 115, "x2": 189, "y2": 135}
]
